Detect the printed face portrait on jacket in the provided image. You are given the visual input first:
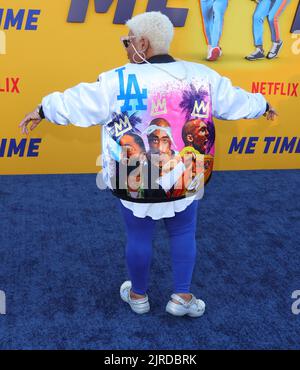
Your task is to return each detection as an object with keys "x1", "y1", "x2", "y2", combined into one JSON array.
[
  {"x1": 146, "y1": 118, "x2": 175, "y2": 168},
  {"x1": 119, "y1": 133, "x2": 146, "y2": 165},
  {"x1": 182, "y1": 118, "x2": 210, "y2": 154}
]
